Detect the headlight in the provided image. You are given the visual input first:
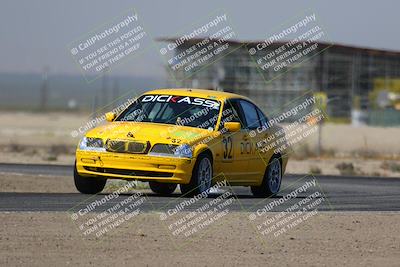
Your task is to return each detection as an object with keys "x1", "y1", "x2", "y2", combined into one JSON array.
[
  {"x1": 173, "y1": 144, "x2": 193, "y2": 158},
  {"x1": 79, "y1": 137, "x2": 106, "y2": 152},
  {"x1": 149, "y1": 143, "x2": 192, "y2": 158}
]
